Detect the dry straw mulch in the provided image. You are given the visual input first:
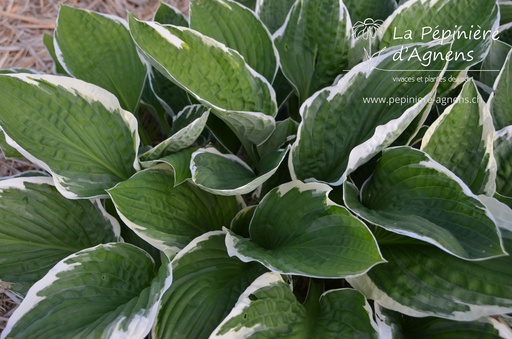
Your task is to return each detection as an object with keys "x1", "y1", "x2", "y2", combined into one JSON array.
[
  {"x1": 0, "y1": 0, "x2": 188, "y2": 333},
  {"x1": 0, "y1": 0, "x2": 189, "y2": 71}
]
